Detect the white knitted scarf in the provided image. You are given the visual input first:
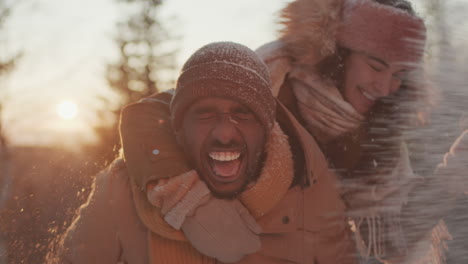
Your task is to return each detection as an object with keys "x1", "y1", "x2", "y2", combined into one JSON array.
[{"x1": 289, "y1": 65, "x2": 364, "y2": 143}]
